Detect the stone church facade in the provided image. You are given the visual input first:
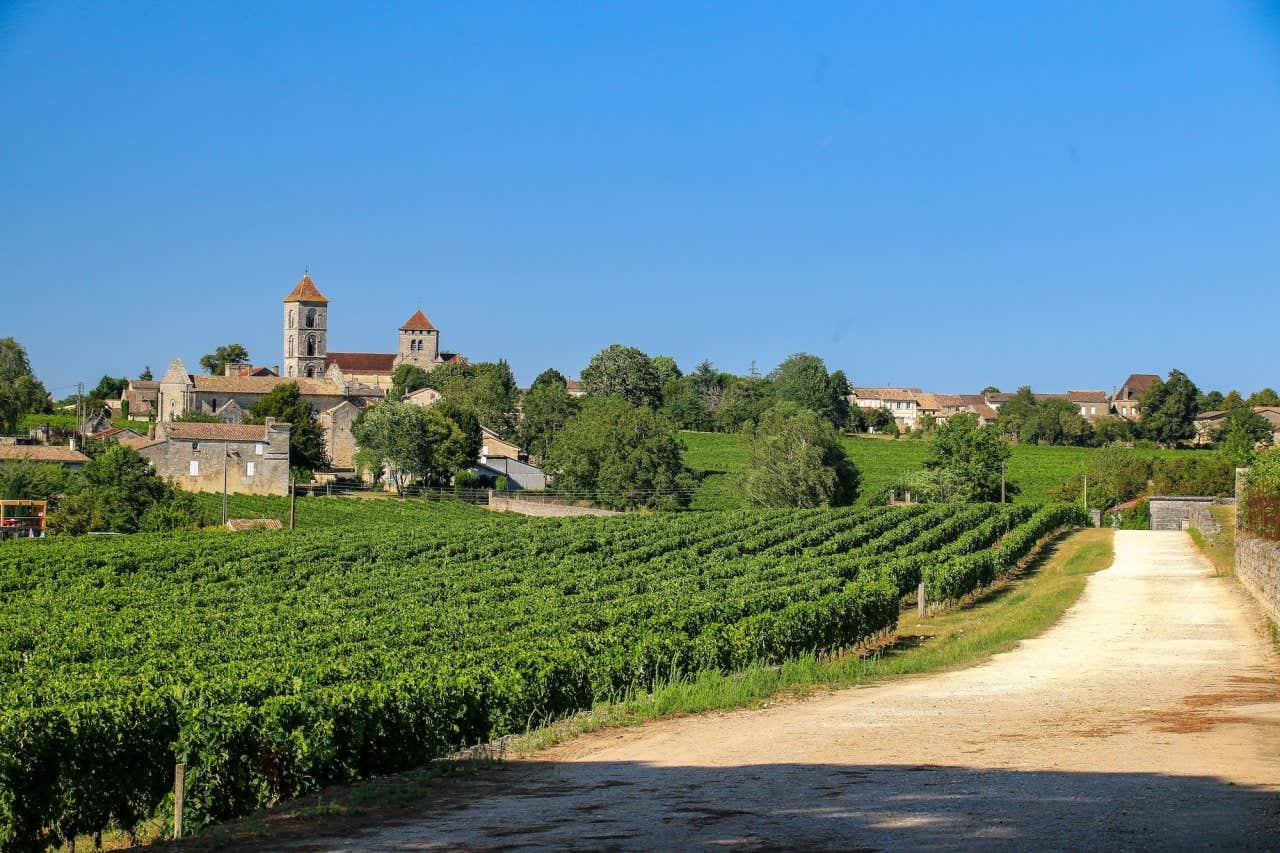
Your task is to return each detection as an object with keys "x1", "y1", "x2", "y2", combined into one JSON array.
[{"x1": 156, "y1": 273, "x2": 464, "y2": 469}]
